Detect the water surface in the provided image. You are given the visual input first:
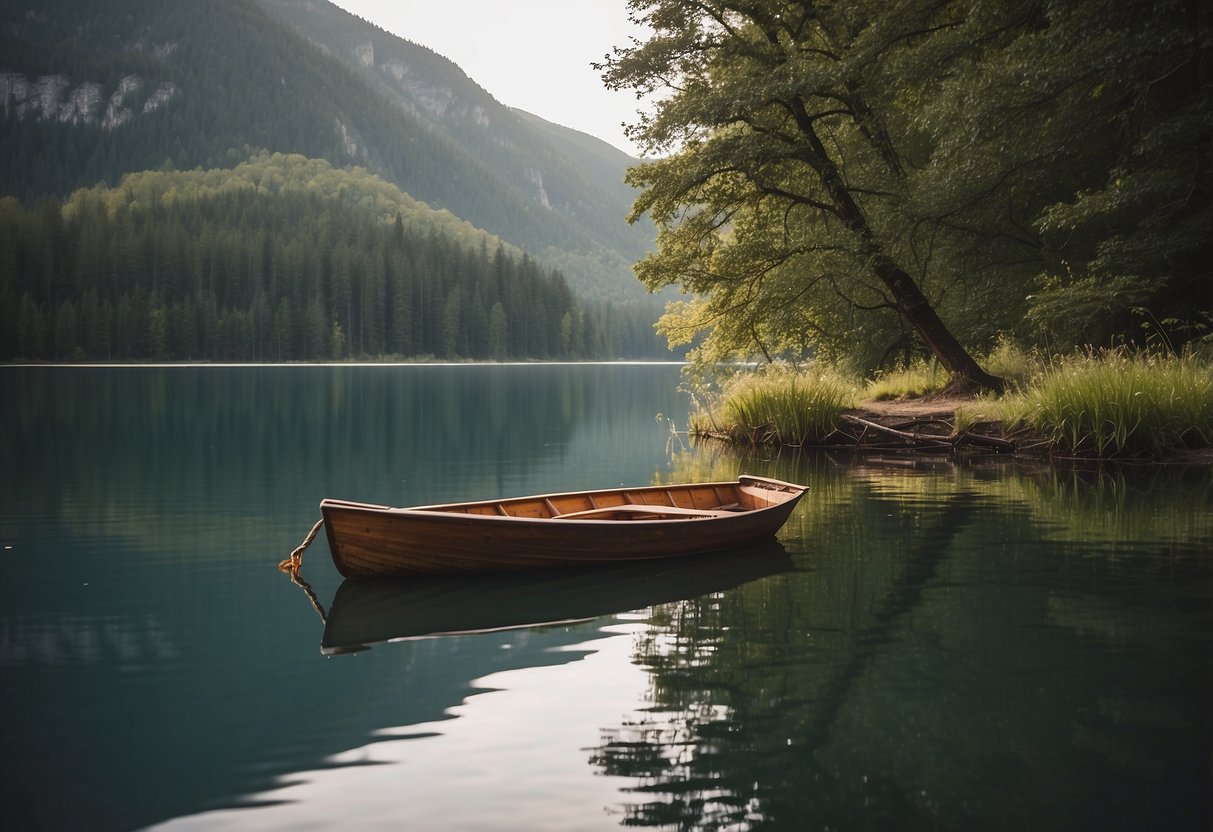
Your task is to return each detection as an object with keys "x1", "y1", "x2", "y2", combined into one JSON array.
[{"x1": 2, "y1": 365, "x2": 1209, "y2": 831}]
